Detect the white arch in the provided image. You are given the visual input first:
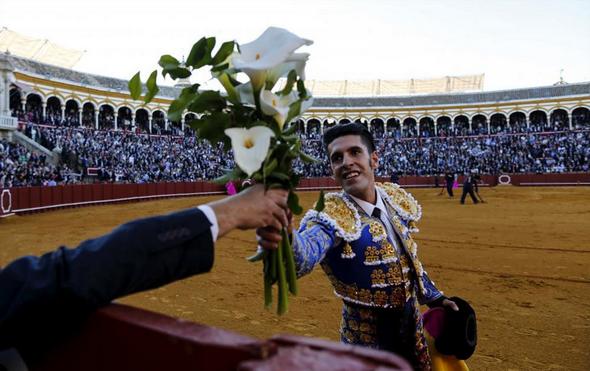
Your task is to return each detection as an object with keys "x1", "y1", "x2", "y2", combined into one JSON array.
[
  {"x1": 46, "y1": 95, "x2": 64, "y2": 106},
  {"x1": 64, "y1": 97, "x2": 82, "y2": 108},
  {"x1": 82, "y1": 101, "x2": 97, "y2": 110}
]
